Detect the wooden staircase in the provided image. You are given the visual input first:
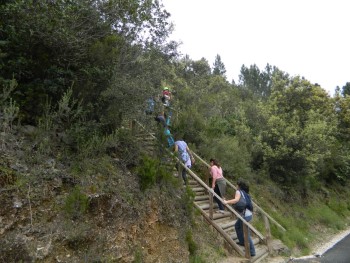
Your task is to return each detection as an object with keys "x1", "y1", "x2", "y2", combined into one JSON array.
[
  {"x1": 188, "y1": 177, "x2": 269, "y2": 262},
  {"x1": 130, "y1": 119, "x2": 286, "y2": 262},
  {"x1": 135, "y1": 132, "x2": 158, "y2": 156}
]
